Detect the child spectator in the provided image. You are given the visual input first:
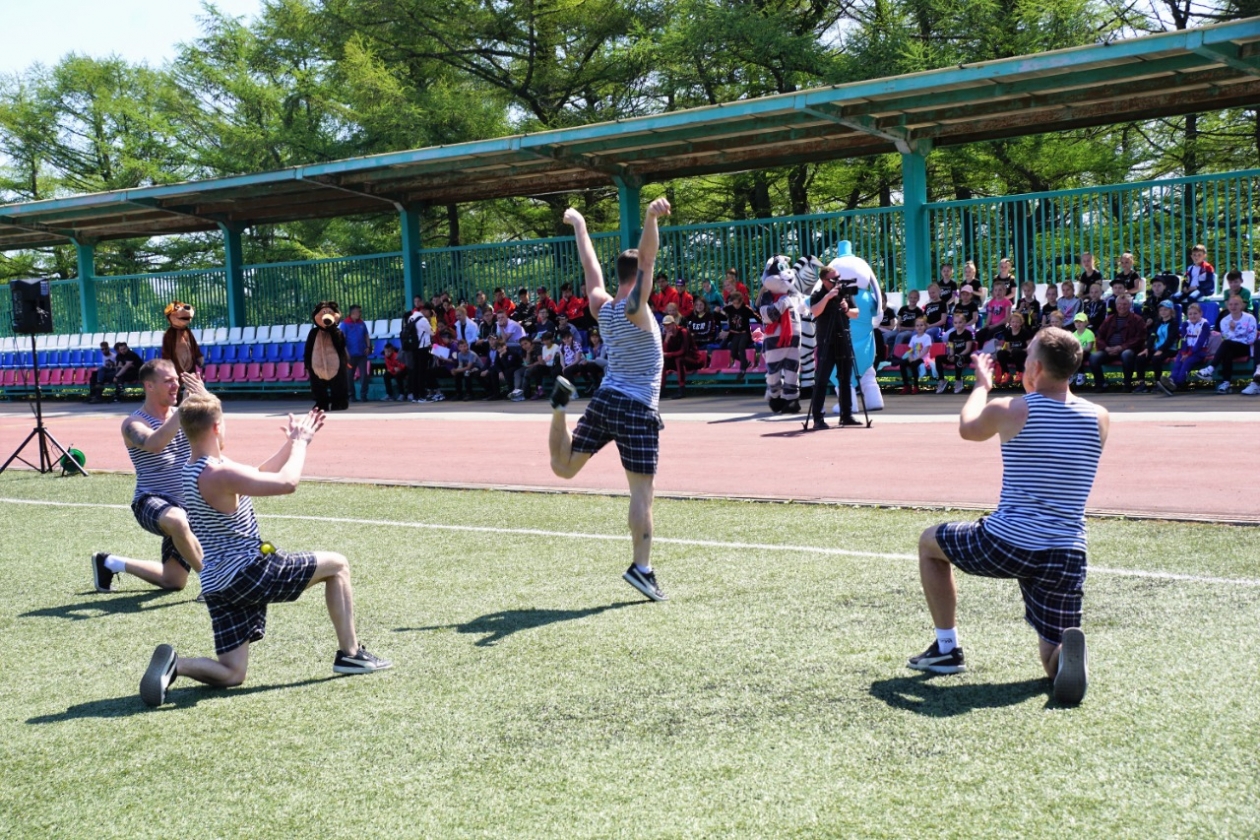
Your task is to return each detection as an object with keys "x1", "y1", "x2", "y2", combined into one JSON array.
[
  {"x1": 893, "y1": 289, "x2": 924, "y2": 348},
  {"x1": 1105, "y1": 278, "x2": 1128, "y2": 315},
  {"x1": 948, "y1": 284, "x2": 980, "y2": 331},
  {"x1": 993, "y1": 311, "x2": 1034, "y2": 386},
  {"x1": 922, "y1": 283, "x2": 949, "y2": 341},
  {"x1": 1114, "y1": 252, "x2": 1144, "y2": 296},
  {"x1": 479, "y1": 336, "x2": 520, "y2": 400},
  {"x1": 1056, "y1": 280, "x2": 1081, "y2": 322},
  {"x1": 525, "y1": 332, "x2": 561, "y2": 399},
  {"x1": 1220, "y1": 270, "x2": 1252, "y2": 327},
  {"x1": 531, "y1": 306, "x2": 556, "y2": 339},
  {"x1": 1157, "y1": 302, "x2": 1212, "y2": 394},
  {"x1": 534, "y1": 286, "x2": 556, "y2": 320},
  {"x1": 900, "y1": 318, "x2": 933, "y2": 394},
  {"x1": 381, "y1": 343, "x2": 409, "y2": 401},
  {"x1": 684, "y1": 297, "x2": 723, "y2": 347},
  {"x1": 878, "y1": 303, "x2": 898, "y2": 353},
  {"x1": 961, "y1": 261, "x2": 984, "y2": 303},
  {"x1": 722, "y1": 268, "x2": 750, "y2": 304},
  {"x1": 699, "y1": 278, "x2": 725, "y2": 312},
  {"x1": 507, "y1": 336, "x2": 538, "y2": 400},
  {"x1": 993, "y1": 258, "x2": 1018, "y2": 301},
  {"x1": 649, "y1": 273, "x2": 677, "y2": 316},
  {"x1": 1041, "y1": 284, "x2": 1060, "y2": 328},
  {"x1": 1134, "y1": 300, "x2": 1179, "y2": 393},
  {"x1": 1141, "y1": 275, "x2": 1178, "y2": 330},
  {"x1": 1081, "y1": 283, "x2": 1107, "y2": 332},
  {"x1": 673, "y1": 278, "x2": 694, "y2": 318},
  {"x1": 976, "y1": 280, "x2": 1013, "y2": 347},
  {"x1": 937, "y1": 312, "x2": 975, "y2": 394},
  {"x1": 511, "y1": 288, "x2": 536, "y2": 329},
  {"x1": 558, "y1": 328, "x2": 583, "y2": 370},
  {"x1": 566, "y1": 331, "x2": 607, "y2": 396},
  {"x1": 1077, "y1": 251, "x2": 1104, "y2": 298},
  {"x1": 1015, "y1": 281, "x2": 1039, "y2": 330},
  {"x1": 661, "y1": 315, "x2": 704, "y2": 399},
  {"x1": 1181, "y1": 244, "x2": 1216, "y2": 302},
  {"x1": 1201, "y1": 295, "x2": 1258, "y2": 393},
  {"x1": 937, "y1": 263, "x2": 957, "y2": 304},
  {"x1": 1088, "y1": 293, "x2": 1145, "y2": 392},
  {"x1": 450, "y1": 339, "x2": 483, "y2": 401},
  {"x1": 1048, "y1": 309, "x2": 1066, "y2": 330},
  {"x1": 722, "y1": 291, "x2": 759, "y2": 380},
  {"x1": 1071, "y1": 312, "x2": 1095, "y2": 386},
  {"x1": 554, "y1": 313, "x2": 584, "y2": 350}
]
